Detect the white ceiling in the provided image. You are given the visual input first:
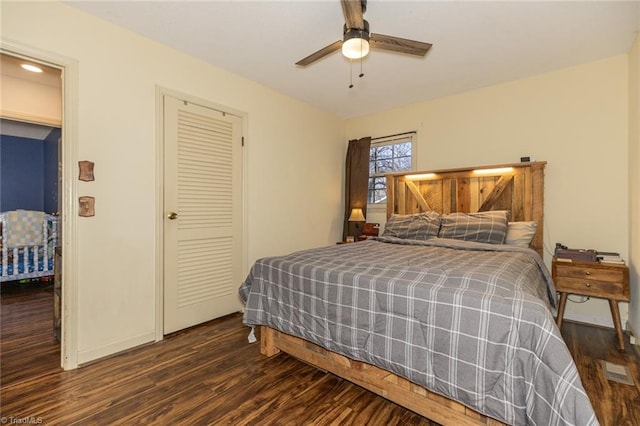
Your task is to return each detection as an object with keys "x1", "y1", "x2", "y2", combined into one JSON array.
[{"x1": 66, "y1": 1, "x2": 640, "y2": 119}]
